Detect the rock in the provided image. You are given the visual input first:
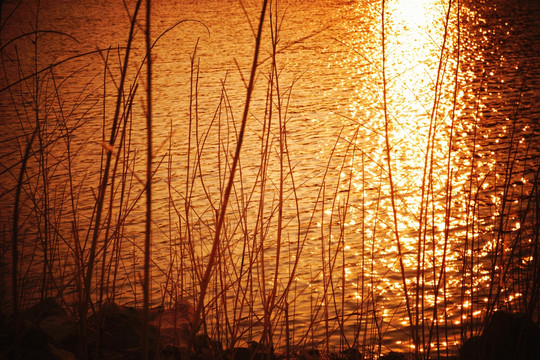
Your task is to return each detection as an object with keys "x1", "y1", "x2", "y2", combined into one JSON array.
[
  {"x1": 89, "y1": 302, "x2": 159, "y2": 356},
  {"x1": 149, "y1": 299, "x2": 195, "y2": 348},
  {"x1": 40, "y1": 315, "x2": 77, "y2": 345},
  {"x1": 223, "y1": 344, "x2": 274, "y2": 360},
  {"x1": 459, "y1": 336, "x2": 481, "y2": 360},
  {"x1": 459, "y1": 311, "x2": 540, "y2": 360},
  {"x1": 48, "y1": 344, "x2": 77, "y2": 360},
  {"x1": 20, "y1": 319, "x2": 52, "y2": 349},
  {"x1": 340, "y1": 347, "x2": 362, "y2": 359},
  {"x1": 23, "y1": 298, "x2": 65, "y2": 322},
  {"x1": 298, "y1": 348, "x2": 321, "y2": 360},
  {"x1": 0, "y1": 299, "x2": 76, "y2": 359},
  {"x1": 380, "y1": 351, "x2": 406, "y2": 360},
  {"x1": 229, "y1": 347, "x2": 250, "y2": 360},
  {"x1": 157, "y1": 325, "x2": 190, "y2": 349},
  {"x1": 93, "y1": 302, "x2": 142, "y2": 350},
  {"x1": 161, "y1": 343, "x2": 182, "y2": 359},
  {"x1": 0, "y1": 318, "x2": 76, "y2": 360}
]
